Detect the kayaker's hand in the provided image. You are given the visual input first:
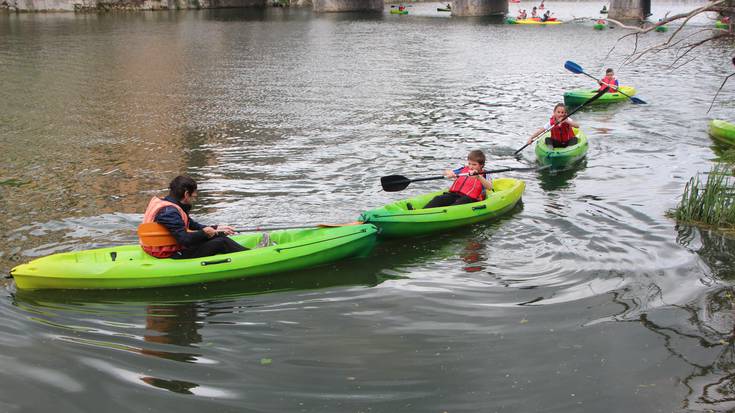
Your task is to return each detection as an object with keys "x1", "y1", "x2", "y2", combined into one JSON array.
[
  {"x1": 203, "y1": 227, "x2": 217, "y2": 238},
  {"x1": 217, "y1": 225, "x2": 236, "y2": 235},
  {"x1": 444, "y1": 170, "x2": 456, "y2": 179}
]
